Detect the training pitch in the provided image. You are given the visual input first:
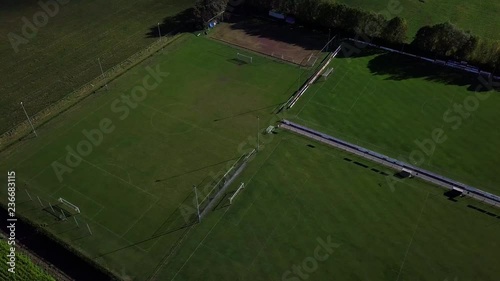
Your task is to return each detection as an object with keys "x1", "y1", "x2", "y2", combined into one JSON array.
[
  {"x1": 156, "y1": 132, "x2": 500, "y2": 280},
  {"x1": 287, "y1": 48, "x2": 500, "y2": 195},
  {"x1": 0, "y1": 34, "x2": 302, "y2": 280}
]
